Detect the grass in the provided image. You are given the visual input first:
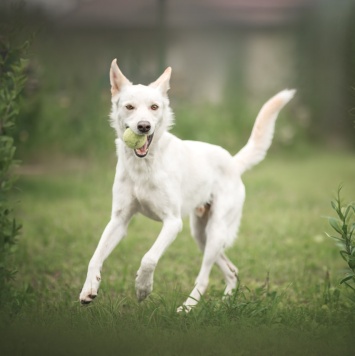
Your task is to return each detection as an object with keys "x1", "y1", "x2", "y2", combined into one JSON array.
[{"x1": 1, "y1": 149, "x2": 355, "y2": 355}]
